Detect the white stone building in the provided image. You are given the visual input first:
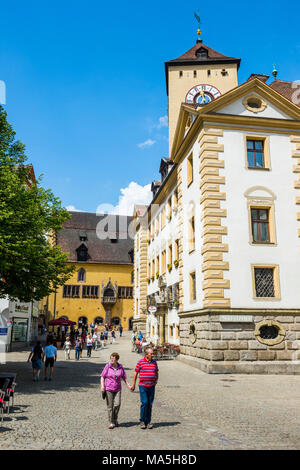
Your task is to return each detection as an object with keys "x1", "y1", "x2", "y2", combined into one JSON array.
[{"x1": 133, "y1": 35, "x2": 300, "y2": 373}]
